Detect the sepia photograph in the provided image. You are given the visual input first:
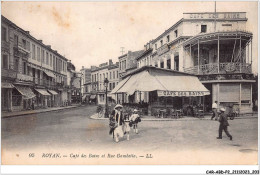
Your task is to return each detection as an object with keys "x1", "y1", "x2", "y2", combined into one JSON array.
[{"x1": 0, "y1": 0, "x2": 258, "y2": 170}]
